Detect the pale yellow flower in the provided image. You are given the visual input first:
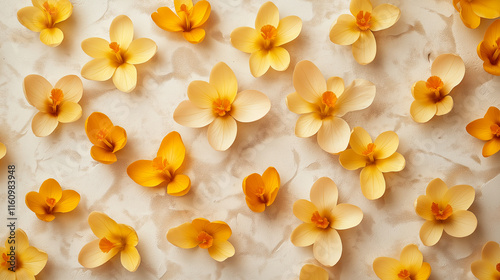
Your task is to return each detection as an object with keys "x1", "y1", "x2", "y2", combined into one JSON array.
[
  {"x1": 471, "y1": 241, "x2": 500, "y2": 280},
  {"x1": 299, "y1": 264, "x2": 329, "y2": 280},
  {"x1": 453, "y1": 0, "x2": 500, "y2": 29},
  {"x1": 477, "y1": 20, "x2": 500, "y2": 76},
  {"x1": 373, "y1": 244, "x2": 431, "y2": 280}
]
